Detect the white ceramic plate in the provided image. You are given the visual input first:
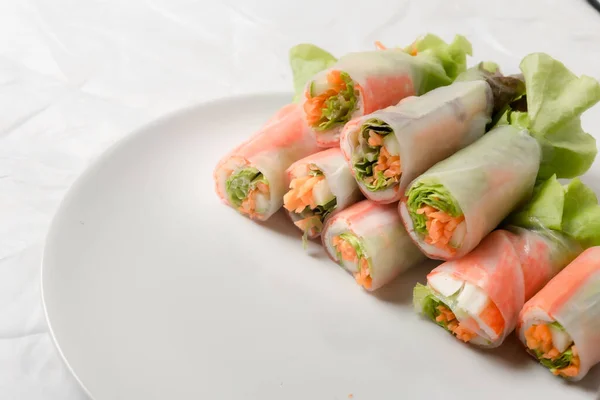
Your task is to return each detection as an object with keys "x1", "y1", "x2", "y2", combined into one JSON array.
[{"x1": 42, "y1": 93, "x2": 600, "y2": 400}]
